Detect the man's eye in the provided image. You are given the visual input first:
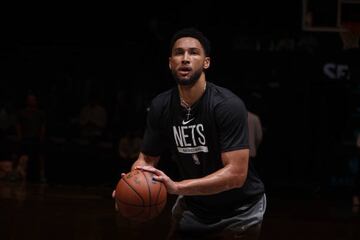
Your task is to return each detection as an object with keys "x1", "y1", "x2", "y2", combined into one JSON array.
[{"x1": 173, "y1": 49, "x2": 184, "y2": 55}]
